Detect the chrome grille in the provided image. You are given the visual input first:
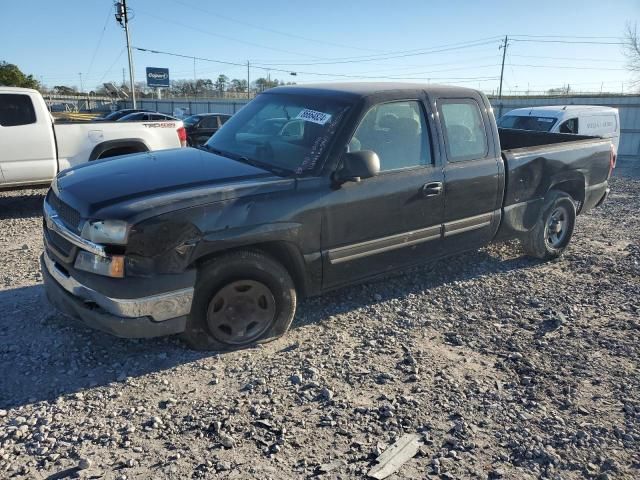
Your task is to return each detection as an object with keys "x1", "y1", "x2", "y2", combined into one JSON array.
[{"x1": 48, "y1": 193, "x2": 81, "y2": 232}]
